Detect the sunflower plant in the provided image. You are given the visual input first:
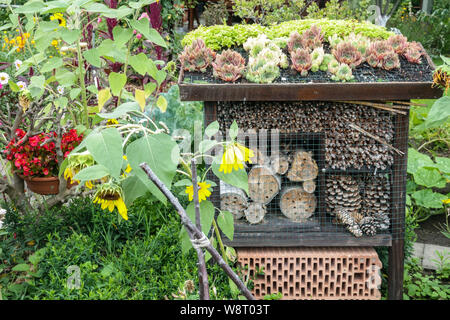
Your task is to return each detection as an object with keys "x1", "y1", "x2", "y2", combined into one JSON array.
[
  {"x1": 65, "y1": 103, "x2": 252, "y2": 262},
  {"x1": 0, "y1": 0, "x2": 170, "y2": 212}
]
